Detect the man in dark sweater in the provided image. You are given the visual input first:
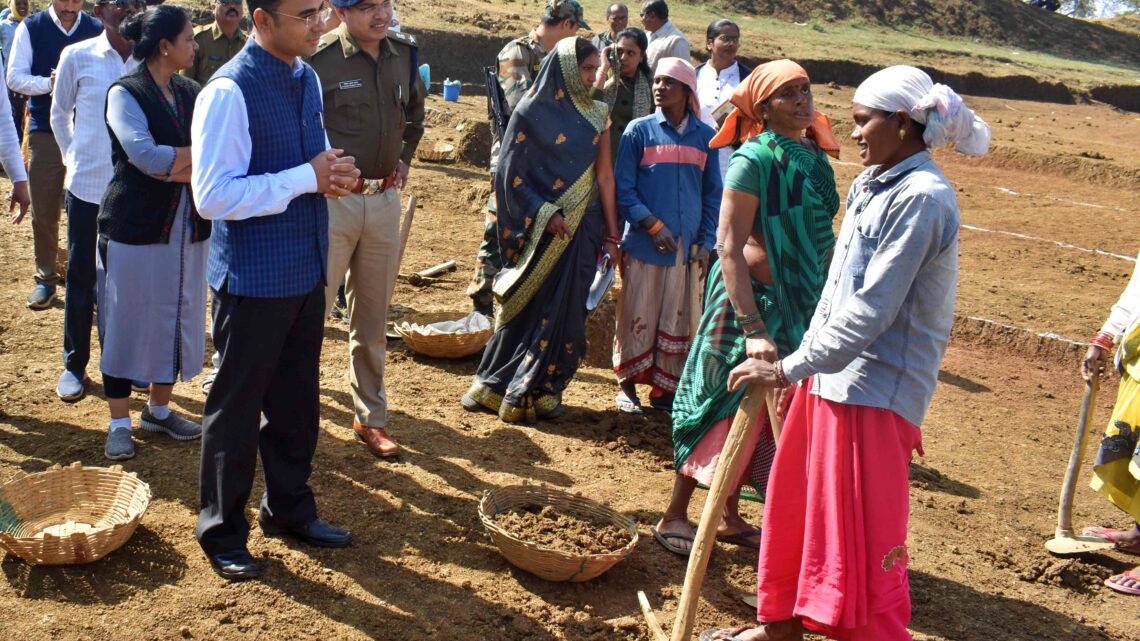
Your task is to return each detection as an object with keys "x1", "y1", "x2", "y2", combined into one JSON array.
[{"x1": 5, "y1": 0, "x2": 101, "y2": 309}]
